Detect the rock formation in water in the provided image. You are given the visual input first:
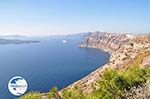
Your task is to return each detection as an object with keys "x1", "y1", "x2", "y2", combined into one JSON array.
[{"x1": 0, "y1": 38, "x2": 39, "y2": 45}]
